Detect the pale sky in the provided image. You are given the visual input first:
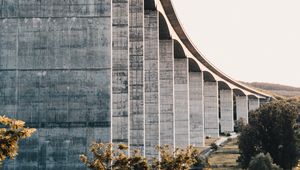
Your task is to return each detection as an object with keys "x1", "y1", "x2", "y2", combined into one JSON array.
[{"x1": 172, "y1": 0, "x2": 300, "y2": 87}]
